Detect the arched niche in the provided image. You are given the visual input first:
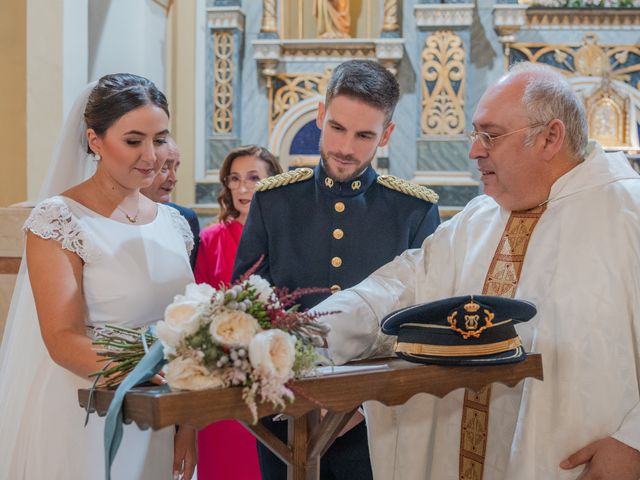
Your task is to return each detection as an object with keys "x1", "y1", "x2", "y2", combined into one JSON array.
[
  {"x1": 269, "y1": 94, "x2": 388, "y2": 171},
  {"x1": 270, "y1": 96, "x2": 323, "y2": 170}
]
